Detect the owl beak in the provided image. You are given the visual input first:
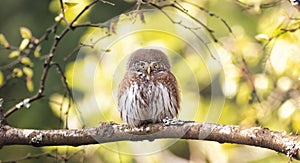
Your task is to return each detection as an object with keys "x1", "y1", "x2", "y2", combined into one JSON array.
[{"x1": 147, "y1": 66, "x2": 151, "y2": 75}]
